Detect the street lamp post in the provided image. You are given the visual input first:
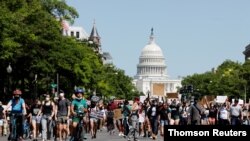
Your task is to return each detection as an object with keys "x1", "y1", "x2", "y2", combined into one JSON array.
[
  {"x1": 6, "y1": 63, "x2": 12, "y2": 95},
  {"x1": 244, "y1": 84, "x2": 247, "y2": 104},
  {"x1": 34, "y1": 74, "x2": 37, "y2": 98}
]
